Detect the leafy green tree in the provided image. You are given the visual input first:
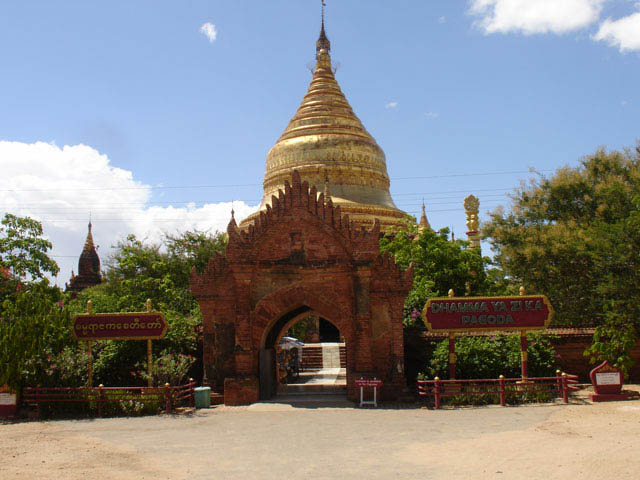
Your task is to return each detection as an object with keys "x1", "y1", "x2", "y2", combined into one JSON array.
[
  {"x1": 0, "y1": 214, "x2": 71, "y2": 391},
  {"x1": 381, "y1": 221, "x2": 490, "y2": 326},
  {"x1": 0, "y1": 281, "x2": 74, "y2": 390},
  {"x1": 68, "y1": 230, "x2": 227, "y2": 385},
  {"x1": 0, "y1": 213, "x2": 59, "y2": 280},
  {"x1": 483, "y1": 144, "x2": 640, "y2": 371}
]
